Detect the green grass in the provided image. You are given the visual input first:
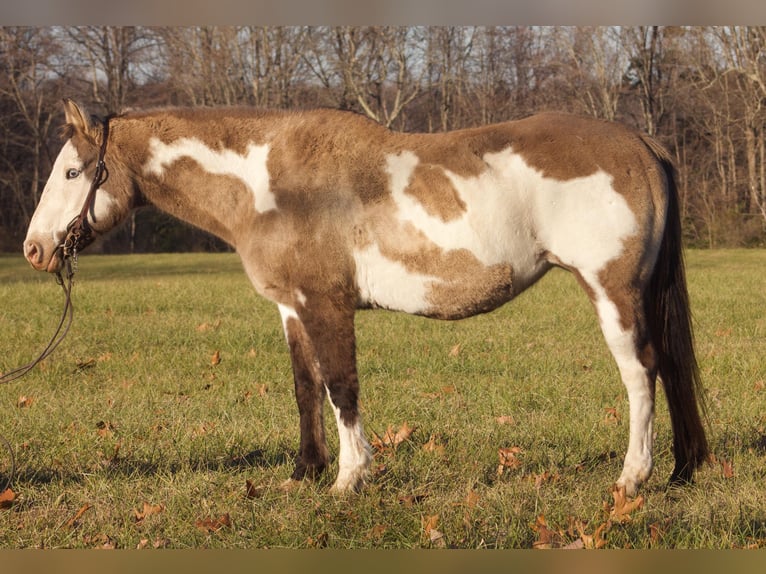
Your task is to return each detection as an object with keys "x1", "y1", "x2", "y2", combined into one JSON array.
[{"x1": 0, "y1": 250, "x2": 765, "y2": 549}]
